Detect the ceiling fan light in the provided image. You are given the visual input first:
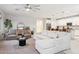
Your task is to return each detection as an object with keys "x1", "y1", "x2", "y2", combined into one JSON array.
[{"x1": 26, "y1": 8, "x2": 30, "y2": 11}]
